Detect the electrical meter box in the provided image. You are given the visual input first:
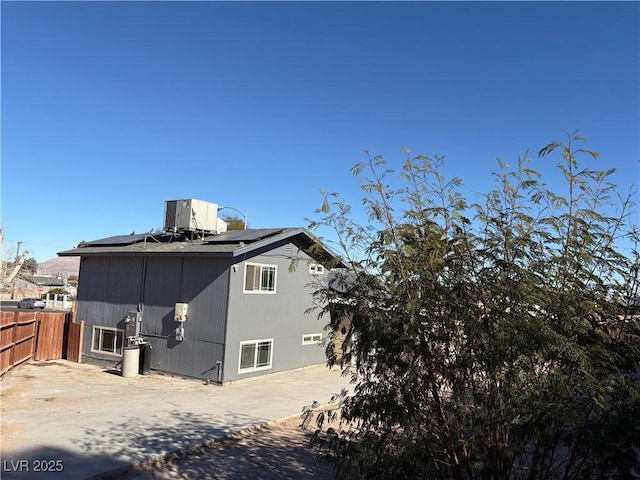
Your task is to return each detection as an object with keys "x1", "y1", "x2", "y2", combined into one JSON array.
[
  {"x1": 125, "y1": 311, "x2": 141, "y2": 337},
  {"x1": 175, "y1": 303, "x2": 188, "y2": 322}
]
